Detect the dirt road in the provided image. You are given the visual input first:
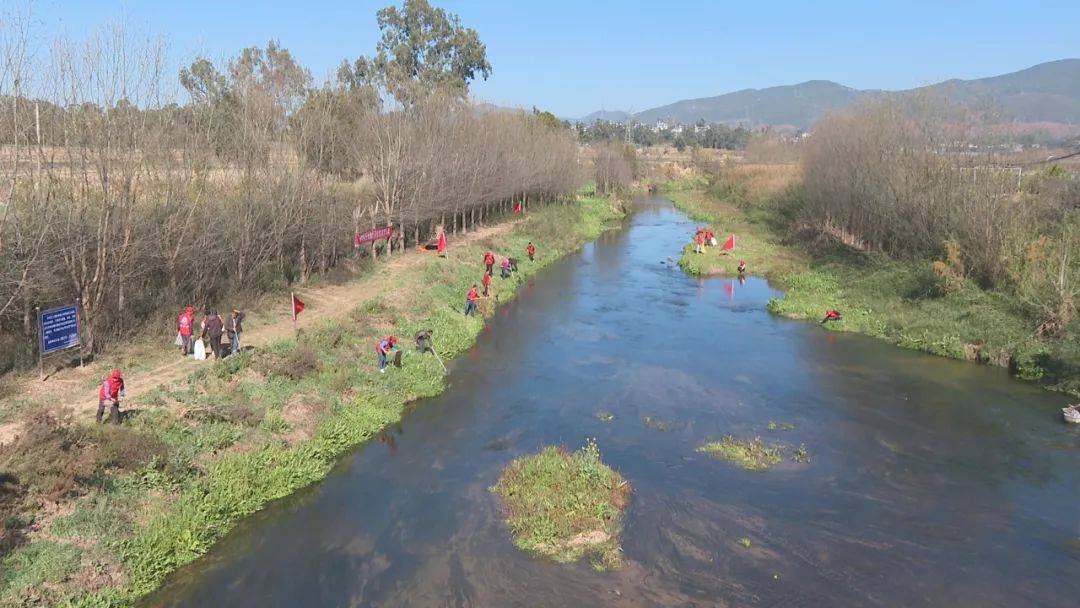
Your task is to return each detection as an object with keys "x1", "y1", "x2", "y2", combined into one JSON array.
[{"x1": 0, "y1": 221, "x2": 517, "y2": 446}]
